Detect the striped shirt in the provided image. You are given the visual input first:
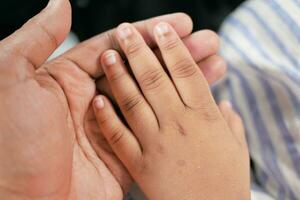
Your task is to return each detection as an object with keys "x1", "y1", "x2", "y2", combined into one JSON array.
[{"x1": 213, "y1": 0, "x2": 300, "y2": 199}]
